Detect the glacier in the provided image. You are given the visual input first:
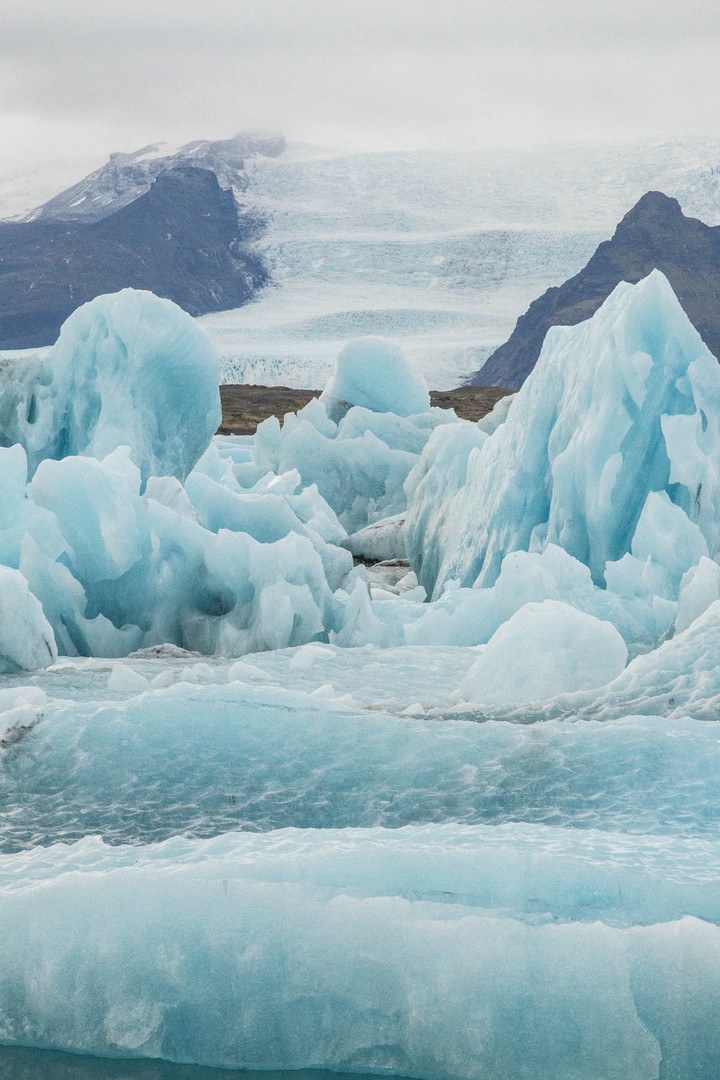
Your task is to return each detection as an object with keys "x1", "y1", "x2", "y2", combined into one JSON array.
[
  {"x1": 195, "y1": 138, "x2": 720, "y2": 391},
  {"x1": 2, "y1": 271, "x2": 720, "y2": 1078}
]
